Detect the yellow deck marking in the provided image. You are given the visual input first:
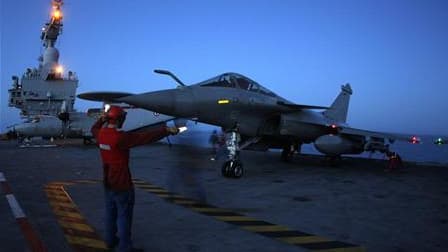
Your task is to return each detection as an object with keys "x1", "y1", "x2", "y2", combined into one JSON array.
[
  {"x1": 152, "y1": 194, "x2": 185, "y2": 199},
  {"x1": 47, "y1": 195, "x2": 71, "y2": 202},
  {"x1": 191, "y1": 207, "x2": 230, "y2": 212},
  {"x1": 155, "y1": 194, "x2": 171, "y2": 198},
  {"x1": 144, "y1": 188, "x2": 169, "y2": 193},
  {"x1": 135, "y1": 184, "x2": 160, "y2": 189},
  {"x1": 45, "y1": 179, "x2": 363, "y2": 251},
  {"x1": 65, "y1": 235, "x2": 108, "y2": 249},
  {"x1": 173, "y1": 199, "x2": 196, "y2": 204},
  {"x1": 74, "y1": 180, "x2": 98, "y2": 184},
  {"x1": 51, "y1": 205, "x2": 78, "y2": 213},
  {"x1": 49, "y1": 201, "x2": 76, "y2": 208},
  {"x1": 53, "y1": 209, "x2": 83, "y2": 219},
  {"x1": 215, "y1": 216, "x2": 258, "y2": 221},
  {"x1": 313, "y1": 247, "x2": 366, "y2": 252},
  {"x1": 45, "y1": 191, "x2": 67, "y2": 196},
  {"x1": 44, "y1": 187, "x2": 64, "y2": 191},
  {"x1": 46, "y1": 193, "x2": 68, "y2": 199},
  {"x1": 45, "y1": 181, "x2": 109, "y2": 251},
  {"x1": 59, "y1": 220, "x2": 94, "y2": 232},
  {"x1": 44, "y1": 186, "x2": 63, "y2": 190},
  {"x1": 242, "y1": 225, "x2": 290, "y2": 232},
  {"x1": 135, "y1": 180, "x2": 363, "y2": 250},
  {"x1": 49, "y1": 182, "x2": 76, "y2": 186},
  {"x1": 278, "y1": 236, "x2": 331, "y2": 244}
]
